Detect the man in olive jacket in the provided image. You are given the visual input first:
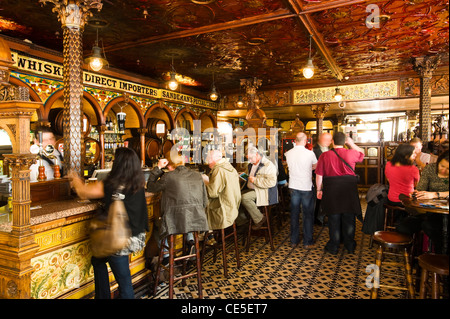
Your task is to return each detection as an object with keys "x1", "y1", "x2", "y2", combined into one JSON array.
[
  {"x1": 147, "y1": 153, "x2": 209, "y2": 241},
  {"x1": 204, "y1": 150, "x2": 241, "y2": 230}
]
